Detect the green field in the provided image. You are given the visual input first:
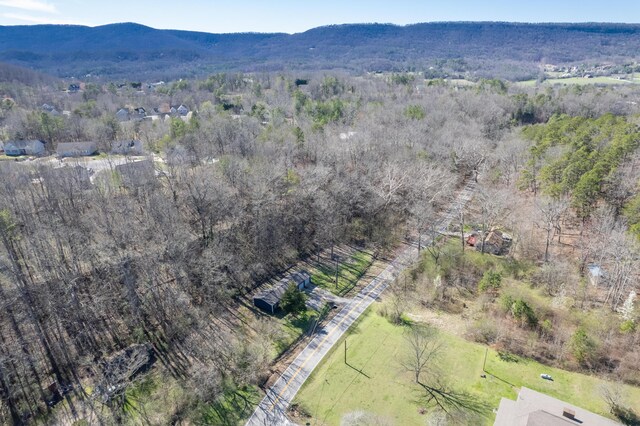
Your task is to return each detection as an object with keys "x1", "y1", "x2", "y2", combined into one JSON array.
[
  {"x1": 294, "y1": 309, "x2": 640, "y2": 425},
  {"x1": 517, "y1": 76, "x2": 640, "y2": 87}
]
